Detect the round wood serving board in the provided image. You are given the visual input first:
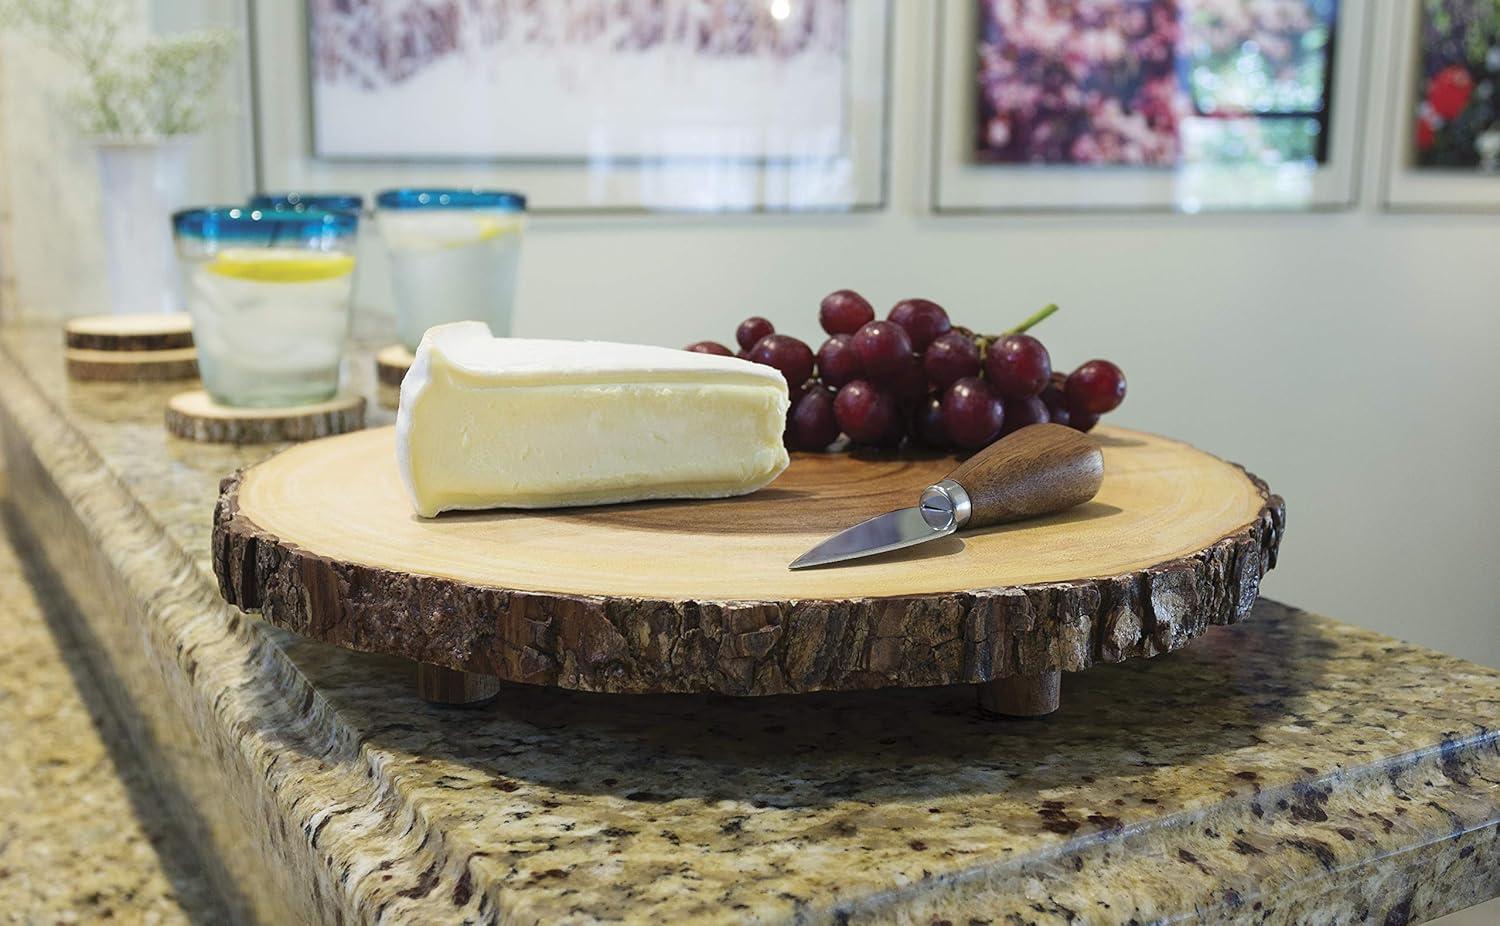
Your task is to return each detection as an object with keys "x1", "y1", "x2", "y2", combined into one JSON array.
[{"x1": 214, "y1": 426, "x2": 1284, "y2": 696}]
